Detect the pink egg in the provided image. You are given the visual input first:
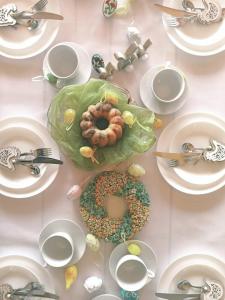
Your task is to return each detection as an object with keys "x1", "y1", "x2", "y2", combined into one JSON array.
[{"x1": 67, "y1": 185, "x2": 82, "y2": 200}]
